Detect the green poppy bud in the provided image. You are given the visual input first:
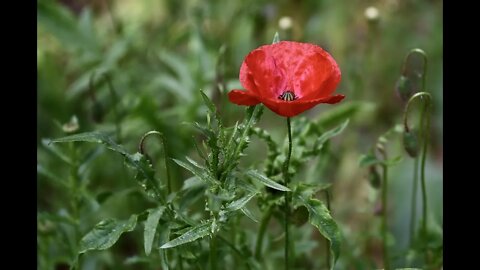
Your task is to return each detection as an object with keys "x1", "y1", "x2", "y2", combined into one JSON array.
[
  {"x1": 368, "y1": 166, "x2": 381, "y2": 189},
  {"x1": 291, "y1": 205, "x2": 309, "y2": 226},
  {"x1": 395, "y1": 75, "x2": 415, "y2": 102},
  {"x1": 403, "y1": 129, "x2": 420, "y2": 157}
]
